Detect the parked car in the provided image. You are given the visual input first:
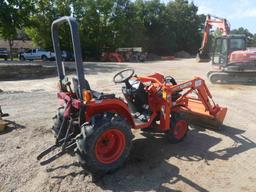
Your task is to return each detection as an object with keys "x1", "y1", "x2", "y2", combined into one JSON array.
[
  {"x1": 19, "y1": 48, "x2": 55, "y2": 61},
  {"x1": 0, "y1": 48, "x2": 9, "y2": 61}
]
